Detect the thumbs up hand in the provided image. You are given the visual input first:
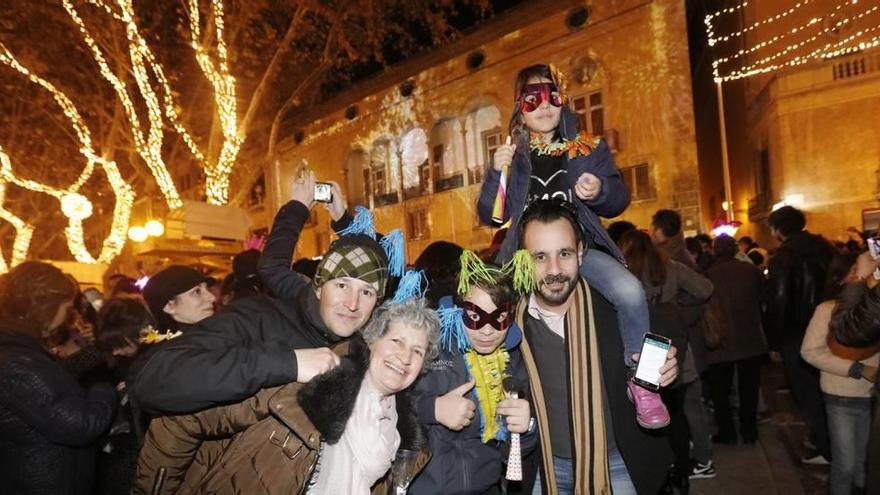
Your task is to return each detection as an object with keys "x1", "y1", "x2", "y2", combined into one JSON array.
[{"x1": 435, "y1": 379, "x2": 477, "y2": 431}]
